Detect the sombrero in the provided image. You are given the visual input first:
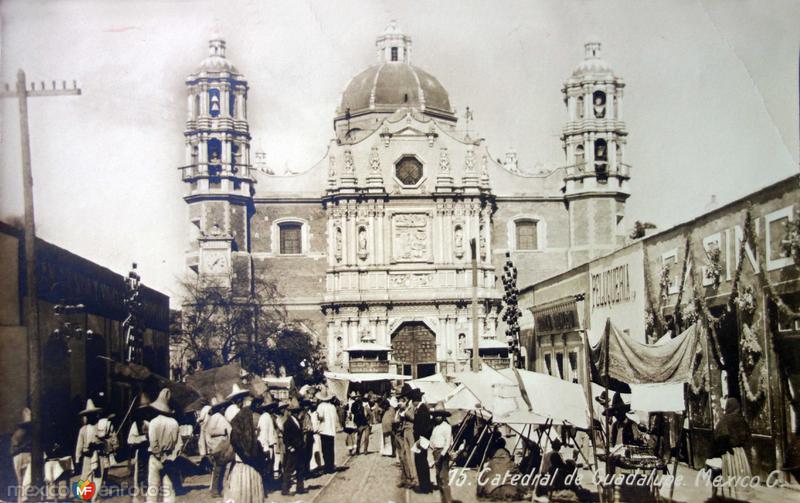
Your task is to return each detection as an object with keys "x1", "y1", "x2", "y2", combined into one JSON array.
[
  {"x1": 287, "y1": 397, "x2": 303, "y2": 412},
  {"x1": 210, "y1": 395, "x2": 228, "y2": 413},
  {"x1": 226, "y1": 383, "x2": 249, "y2": 401},
  {"x1": 150, "y1": 388, "x2": 173, "y2": 414},
  {"x1": 79, "y1": 399, "x2": 103, "y2": 416},
  {"x1": 430, "y1": 401, "x2": 451, "y2": 418},
  {"x1": 18, "y1": 407, "x2": 31, "y2": 426},
  {"x1": 315, "y1": 390, "x2": 334, "y2": 402}
]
